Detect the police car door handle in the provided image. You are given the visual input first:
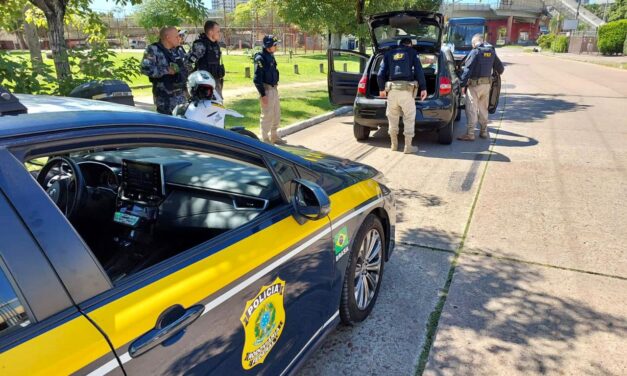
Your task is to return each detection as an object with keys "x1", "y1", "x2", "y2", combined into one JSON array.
[{"x1": 129, "y1": 304, "x2": 204, "y2": 358}]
